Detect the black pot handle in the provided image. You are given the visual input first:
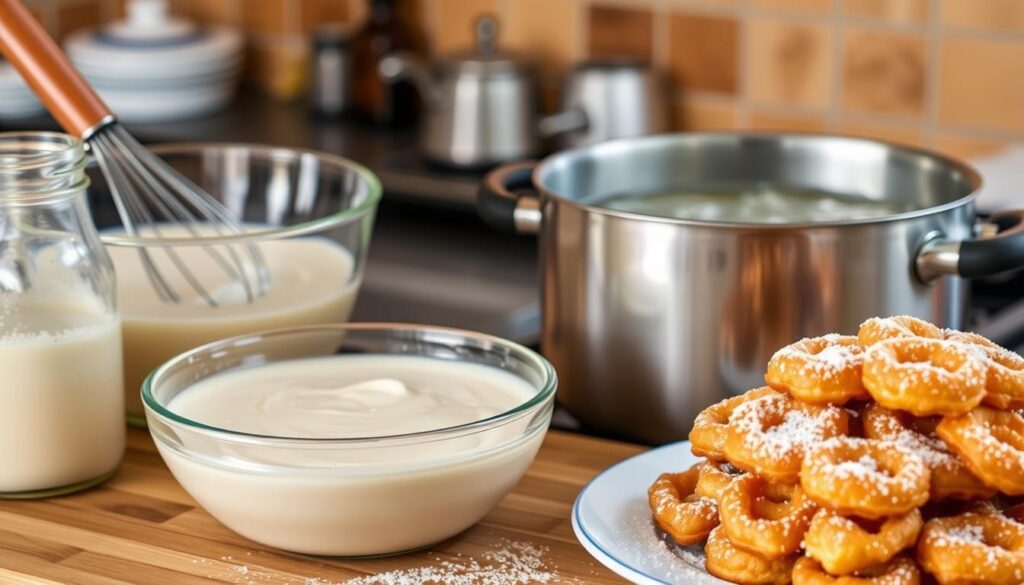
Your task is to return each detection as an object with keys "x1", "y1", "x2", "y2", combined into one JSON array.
[
  {"x1": 478, "y1": 161, "x2": 541, "y2": 234},
  {"x1": 917, "y1": 209, "x2": 1024, "y2": 281}
]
